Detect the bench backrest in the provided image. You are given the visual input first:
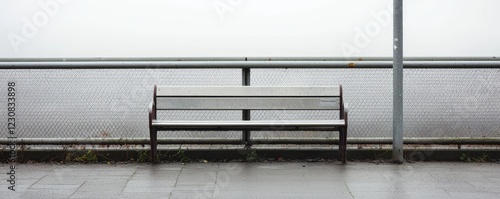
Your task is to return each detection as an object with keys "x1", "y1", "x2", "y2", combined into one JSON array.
[{"x1": 154, "y1": 86, "x2": 343, "y2": 110}]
